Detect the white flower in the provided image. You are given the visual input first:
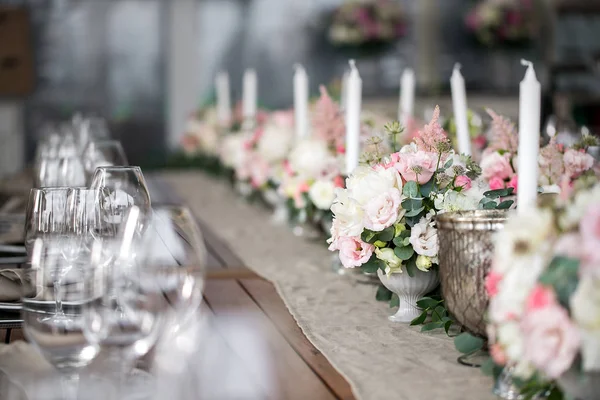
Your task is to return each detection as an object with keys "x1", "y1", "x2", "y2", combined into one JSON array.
[
  {"x1": 434, "y1": 191, "x2": 479, "y2": 213},
  {"x1": 288, "y1": 139, "x2": 331, "y2": 179},
  {"x1": 308, "y1": 180, "x2": 336, "y2": 210},
  {"x1": 220, "y1": 133, "x2": 248, "y2": 168},
  {"x1": 346, "y1": 166, "x2": 402, "y2": 206},
  {"x1": 257, "y1": 123, "x2": 294, "y2": 163},
  {"x1": 330, "y1": 188, "x2": 364, "y2": 237},
  {"x1": 375, "y1": 248, "x2": 402, "y2": 275},
  {"x1": 415, "y1": 255, "x2": 433, "y2": 271},
  {"x1": 559, "y1": 185, "x2": 600, "y2": 230},
  {"x1": 571, "y1": 276, "x2": 600, "y2": 372},
  {"x1": 399, "y1": 142, "x2": 418, "y2": 153},
  {"x1": 497, "y1": 321, "x2": 524, "y2": 361},
  {"x1": 409, "y1": 216, "x2": 438, "y2": 257}
]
